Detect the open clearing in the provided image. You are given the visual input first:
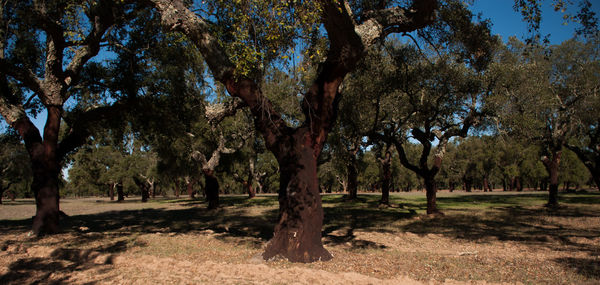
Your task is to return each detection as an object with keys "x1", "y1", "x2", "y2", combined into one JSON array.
[{"x1": 1, "y1": 191, "x2": 599, "y2": 284}]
